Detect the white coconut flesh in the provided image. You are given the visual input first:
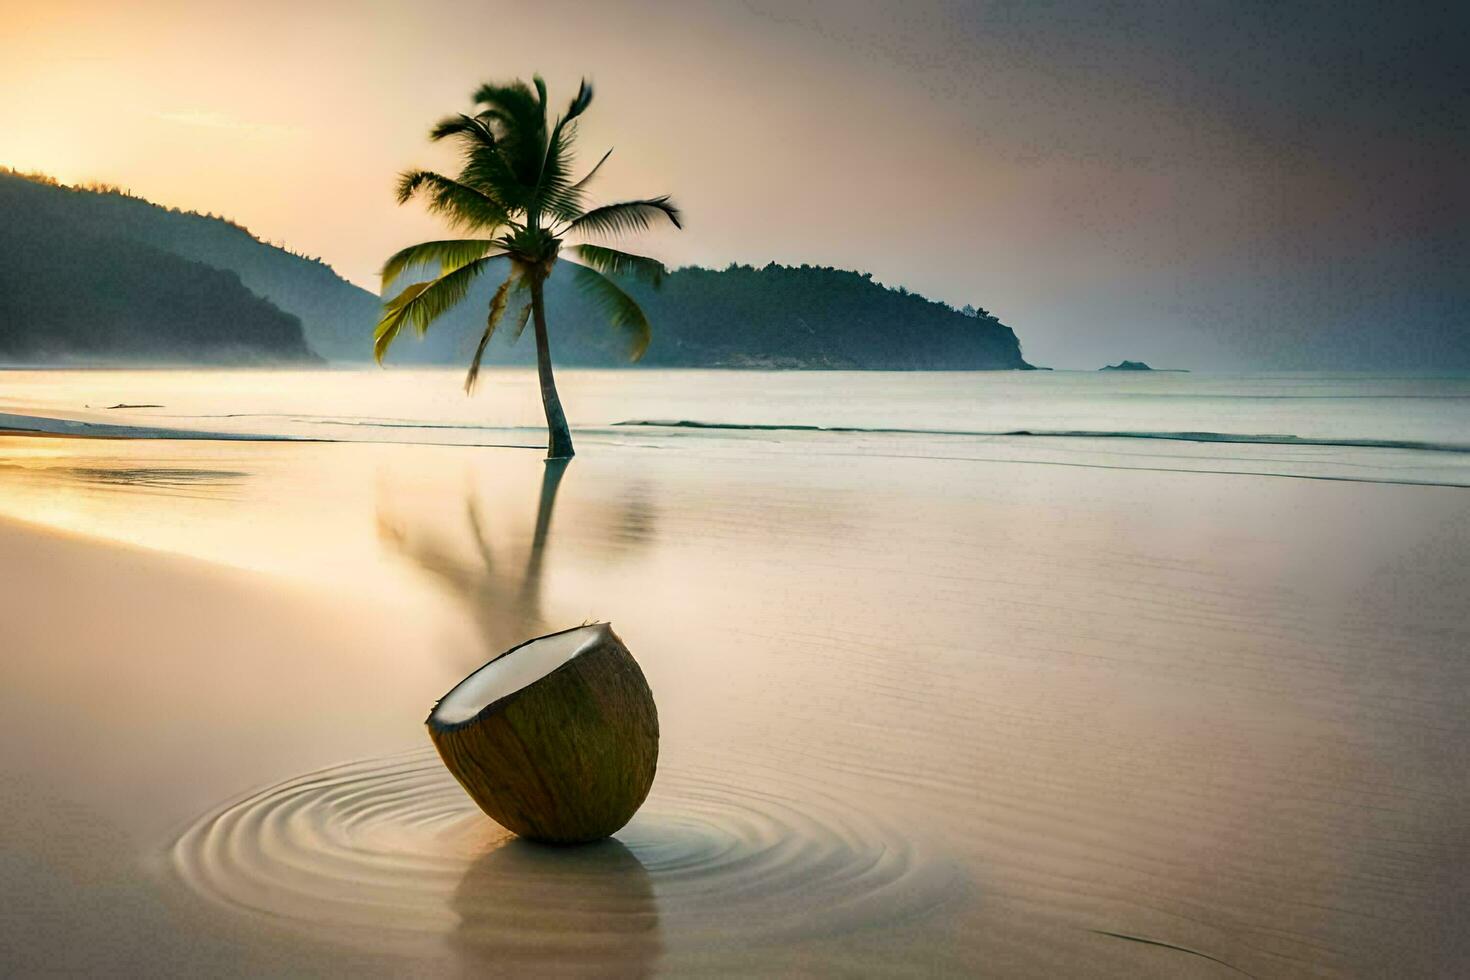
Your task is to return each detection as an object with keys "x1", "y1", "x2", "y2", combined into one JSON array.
[{"x1": 432, "y1": 625, "x2": 604, "y2": 726}]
